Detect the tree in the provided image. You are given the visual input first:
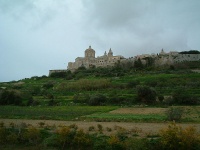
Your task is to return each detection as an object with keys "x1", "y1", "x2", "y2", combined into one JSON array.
[
  {"x1": 134, "y1": 58, "x2": 143, "y2": 69},
  {"x1": 0, "y1": 90, "x2": 22, "y2": 105},
  {"x1": 144, "y1": 57, "x2": 155, "y2": 67},
  {"x1": 137, "y1": 86, "x2": 157, "y2": 104}
]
